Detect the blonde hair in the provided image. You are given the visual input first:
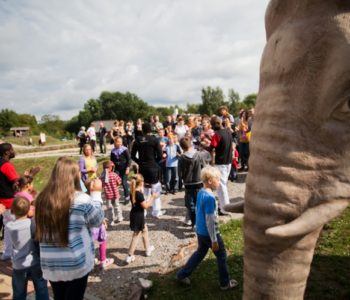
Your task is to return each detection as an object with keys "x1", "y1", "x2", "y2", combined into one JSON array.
[
  {"x1": 200, "y1": 166, "x2": 221, "y2": 184},
  {"x1": 130, "y1": 174, "x2": 144, "y2": 205},
  {"x1": 35, "y1": 157, "x2": 82, "y2": 247}
]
